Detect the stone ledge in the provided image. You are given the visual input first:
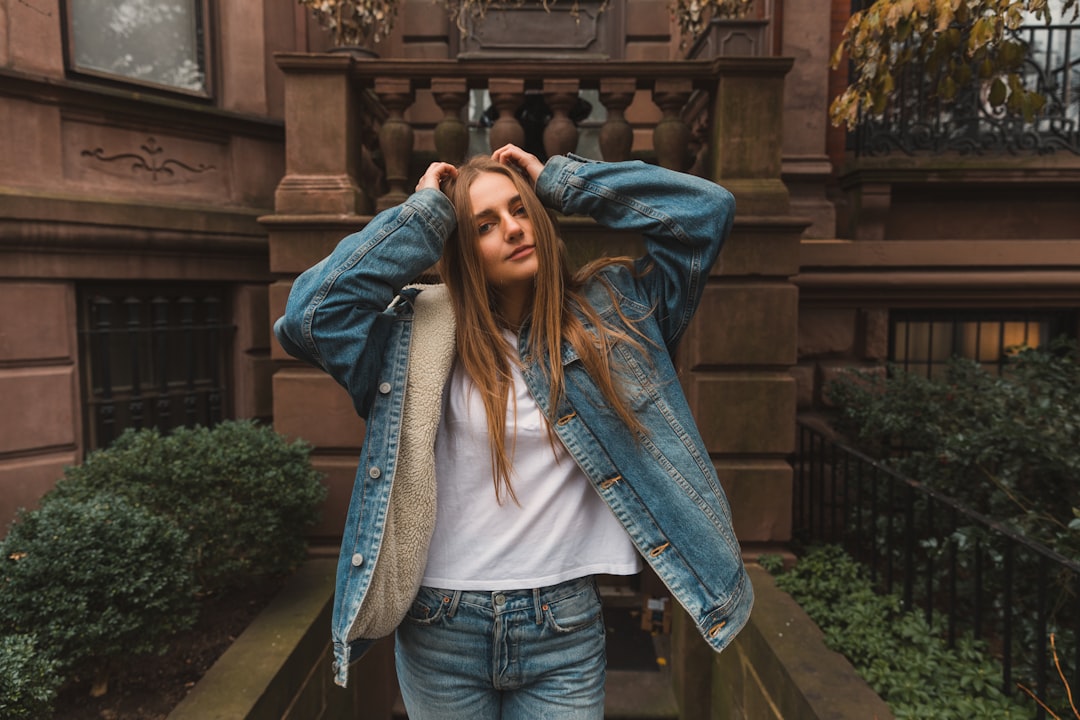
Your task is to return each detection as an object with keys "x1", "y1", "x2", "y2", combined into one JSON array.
[
  {"x1": 714, "y1": 564, "x2": 895, "y2": 720},
  {"x1": 167, "y1": 559, "x2": 336, "y2": 720}
]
